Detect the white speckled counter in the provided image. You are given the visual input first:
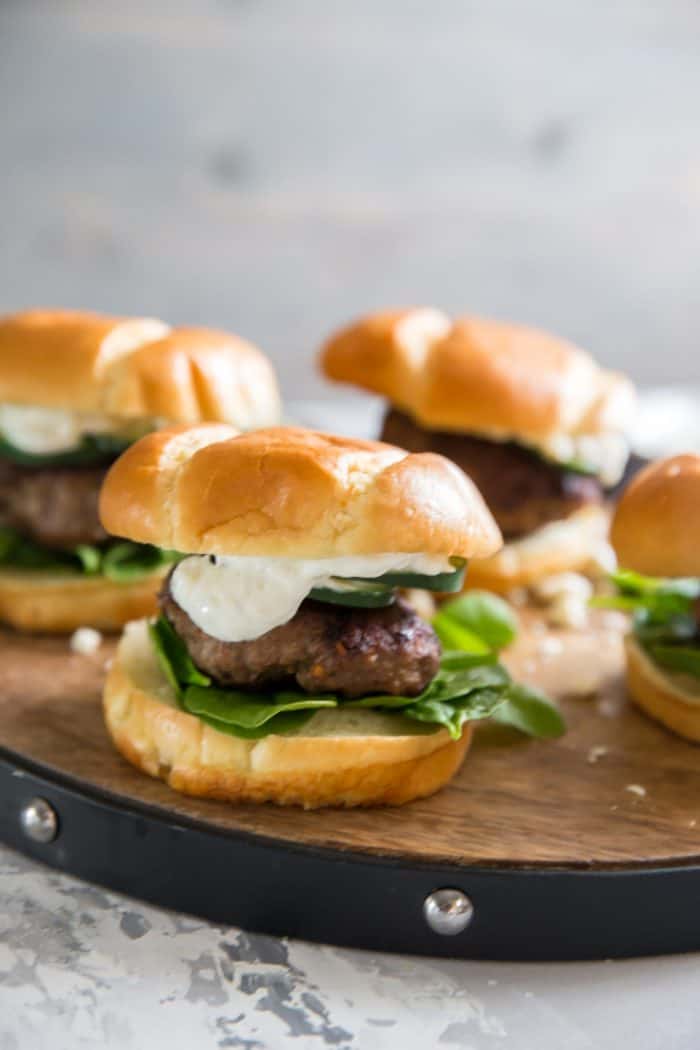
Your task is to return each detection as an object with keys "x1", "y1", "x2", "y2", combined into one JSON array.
[{"x1": 1, "y1": 844, "x2": 699, "y2": 1049}]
